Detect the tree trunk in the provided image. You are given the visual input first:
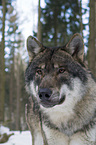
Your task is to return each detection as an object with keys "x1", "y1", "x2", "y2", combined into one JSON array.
[
  {"x1": 79, "y1": 0, "x2": 83, "y2": 37},
  {"x1": 37, "y1": 0, "x2": 42, "y2": 42},
  {"x1": 9, "y1": 63, "x2": 14, "y2": 129},
  {"x1": 0, "y1": 0, "x2": 6, "y2": 122},
  {"x1": 53, "y1": 8, "x2": 58, "y2": 46},
  {"x1": 95, "y1": 0, "x2": 96, "y2": 76},
  {"x1": 88, "y1": 0, "x2": 96, "y2": 77},
  {"x1": 16, "y1": 56, "x2": 21, "y2": 130}
]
